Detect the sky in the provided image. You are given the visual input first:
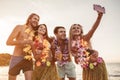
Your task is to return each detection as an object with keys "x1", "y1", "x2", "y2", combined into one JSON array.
[{"x1": 0, "y1": 0, "x2": 120, "y2": 63}]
